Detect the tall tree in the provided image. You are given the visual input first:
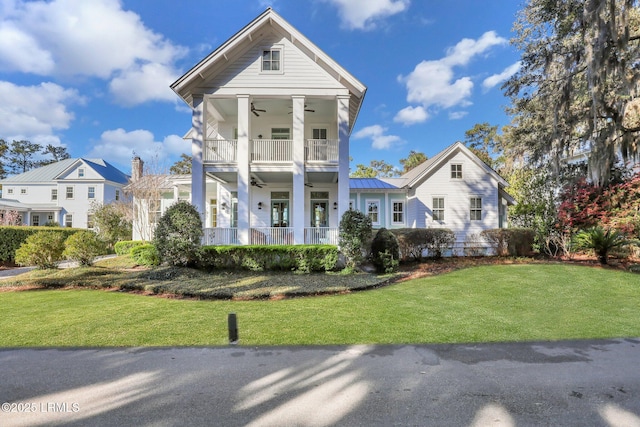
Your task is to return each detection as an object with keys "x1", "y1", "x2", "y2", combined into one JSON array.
[
  {"x1": 7, "y1": 140, "x2": 42, "y2": 175},
  {"x1": 505, "y1": 0, "x2": 640, "y2": 185},
  {"x1": 170, "y1": 153, "x2": 192, "y2": 175},
  {"x1": 399, "y1": 150, "x2": 427, "y2": 174},
  {"x1": 463, "y1": 123, "x2": 503, "y2": 170},
  {"x1": 0, "y1": 139, "x2": 8, "y2": 179},
  {"x1": 350, "y1": 160, "x2": 398, "y2": 178},
  {"x1": 38, "y1": 144, "x2": 70, "y2": 166}
]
